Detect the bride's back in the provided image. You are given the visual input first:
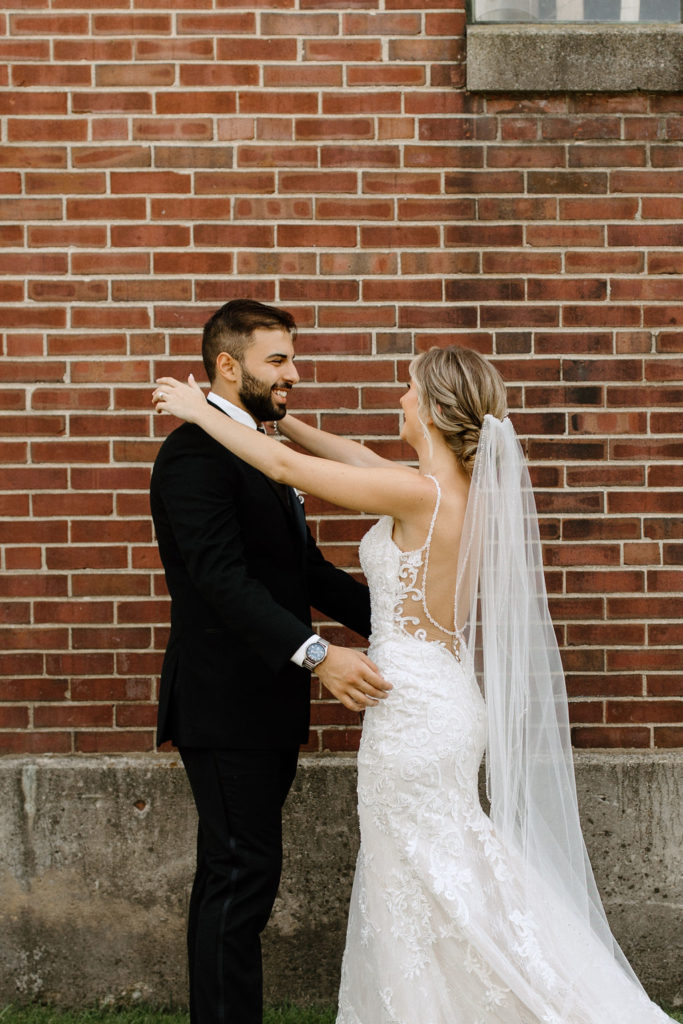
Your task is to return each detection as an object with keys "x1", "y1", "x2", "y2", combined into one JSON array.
[
  {"x1": 391, "y1": 474, "x2": 469, "y2": 649},
  {"x1": 395, "y1": 344, "x2": 508, "y2": 648}
]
